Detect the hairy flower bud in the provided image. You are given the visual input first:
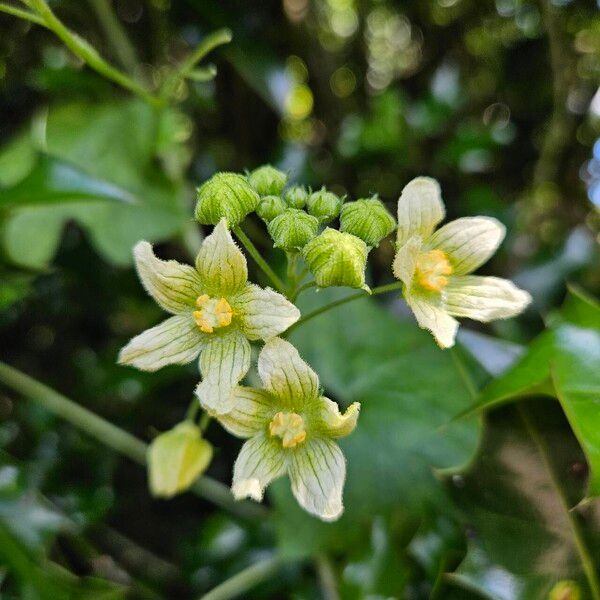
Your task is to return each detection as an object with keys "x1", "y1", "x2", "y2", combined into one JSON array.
[
  {"x1": 256, "y1": 195, "x2": 287, "y2": 222},
  {"x1": 340, "y1": 197, "x2": 396, "y2": 247},
  {"x1": 303, "y1": 228, "x2": 369, "y2": 290},
  {"x1": 247, "y1": 165, "x2": 288, "y2": 196},
  {"x1": 284, "y1": 185, "x2": 309, "y2": 209},
  {"x1": 306, "y1": 187, "x2": 343, "y2": 223},
  {"x1": 195, "y1": 172, "x2": 260, "y2": 227},
  {"x1": 147, "y1": 421, "x2": 213, "y2": 498},
  {"x1": 268, "y1": 208, "x2": 319, "y2": 251}
]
